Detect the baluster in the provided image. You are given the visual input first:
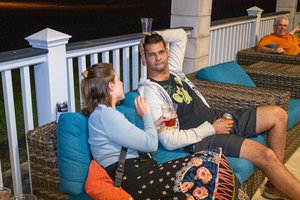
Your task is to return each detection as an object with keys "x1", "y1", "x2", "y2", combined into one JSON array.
[
  {"x1": 67, "y1": 58, "x2": 76, "y2": 112},
  {"x1": 0, "y1": 160, "x2": 3, "y2": 187},
  {"x1": 20, "y1": 66, "x2": 34, "y2": 194},
  {"x1": 2, "y1": 70, "x2": 22, "y2": 195},
  {"x1": 113, "y1": 49, "x2": 121, "y2": 76},
  {"x1": 122, "y1": 47, "x2": 130, "y2": 93},
  {"x1": 78, "y1": 56, "x2": 87, "y2": 108},
  {"x1": 90, "y1": 53, "x2": 98, "y2": 65},
  {"x1": 102, "y1": 51, "x2": 110, "y2": 63},
  {"x1": 132, "y1": 45, "x2": 139, "y2": 90}
]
